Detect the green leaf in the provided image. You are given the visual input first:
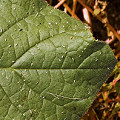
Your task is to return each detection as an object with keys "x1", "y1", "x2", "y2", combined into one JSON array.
[
  {"x1": 0, "y1": 0, "x2": 116, "y2": 120},
  {"x1": 115, "y1": 80, "x2": 120, "y2": 97}
]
